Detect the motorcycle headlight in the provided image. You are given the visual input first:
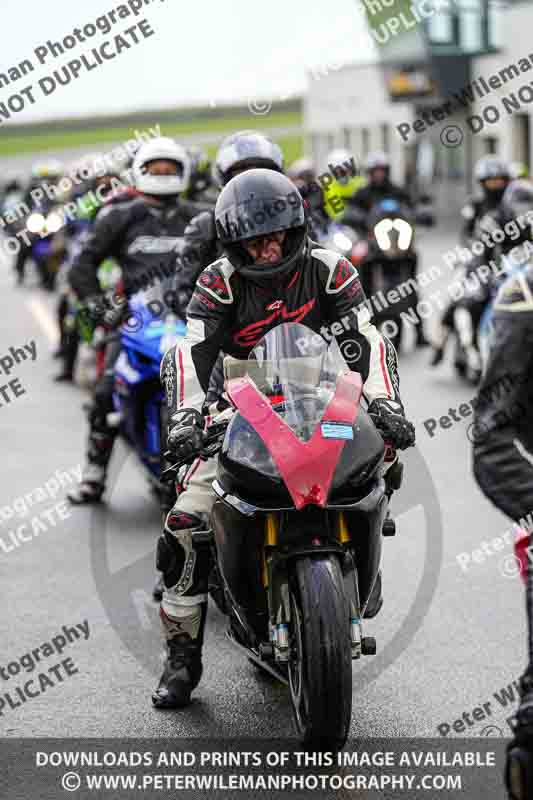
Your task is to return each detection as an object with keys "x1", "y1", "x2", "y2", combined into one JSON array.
[
  {"x1": 26, "y1": 213, "x2": 46, "y2": 234},
  {"x1": 394, "y1": 218, "x2": 413, "y2": 250},
  {"x1": 46, "y1": 211, "x2": 64, "y2": 234},
  {"x1": 332, "y1": 231, "x2": 353, "y2": 253},
  {"x1": 374, "y1": 218, "x2": 393, "y2": 251},
  {"x1": 373, "y1": 218, "x2": 413, "y2": 251}
]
